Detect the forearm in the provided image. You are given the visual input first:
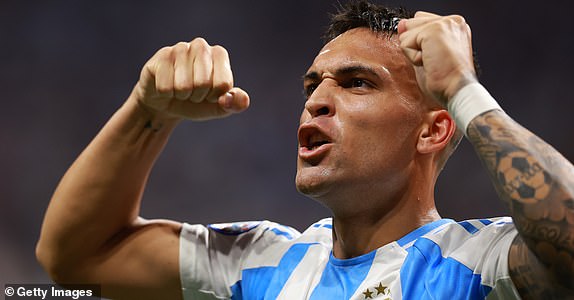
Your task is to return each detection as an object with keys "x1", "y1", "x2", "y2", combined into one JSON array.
[
  {"x1": 37, "y1": 93, "x2": 181, "y2": 271},
  {"x1": 466, "y1": 109, "x2": 574, "y2": 287}
]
